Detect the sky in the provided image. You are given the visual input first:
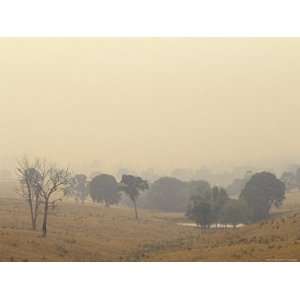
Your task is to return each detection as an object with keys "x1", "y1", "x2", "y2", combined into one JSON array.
[{"x1": 0, "y1": 38, "x2": 300, "y2": 174}]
